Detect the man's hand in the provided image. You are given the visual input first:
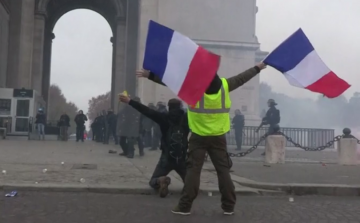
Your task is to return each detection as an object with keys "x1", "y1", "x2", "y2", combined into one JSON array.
[
  {"x1": 119, "y1": 94, "x2": 131, "y2": 104},
  {"x1": 256, "y1": 62, "x2": 267, "y2": 70},
  {"x1": 136, "y1": 69, "x2": 150, "y2": 78}
]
